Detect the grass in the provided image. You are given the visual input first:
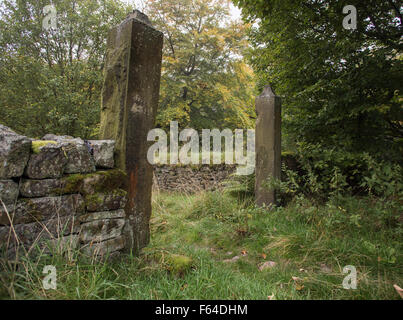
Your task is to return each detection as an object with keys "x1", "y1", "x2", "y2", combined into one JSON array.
[{"x1": 1, "y1": 191, "x2": 402, "y2": 300}]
